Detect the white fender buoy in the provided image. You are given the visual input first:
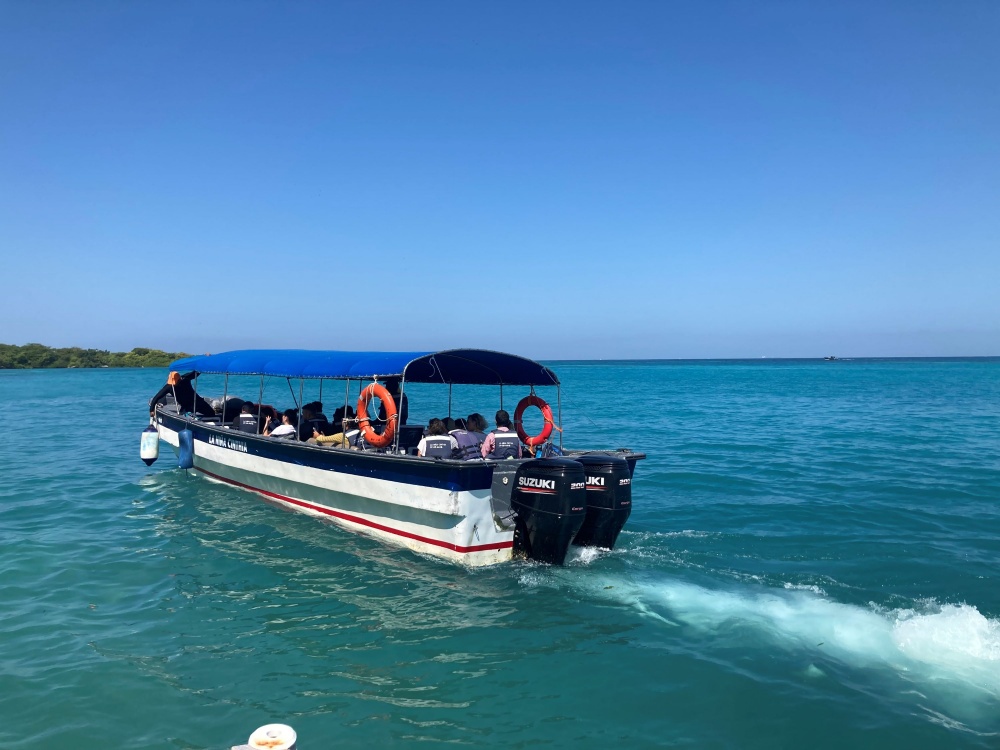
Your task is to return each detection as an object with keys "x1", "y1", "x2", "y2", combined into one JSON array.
[
  {"x1": 245, "y1": 724, "x2": 297, "y2": 750},
  {"x1": 140, "y1": 422, "x2": 159, "y2": 466}
]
